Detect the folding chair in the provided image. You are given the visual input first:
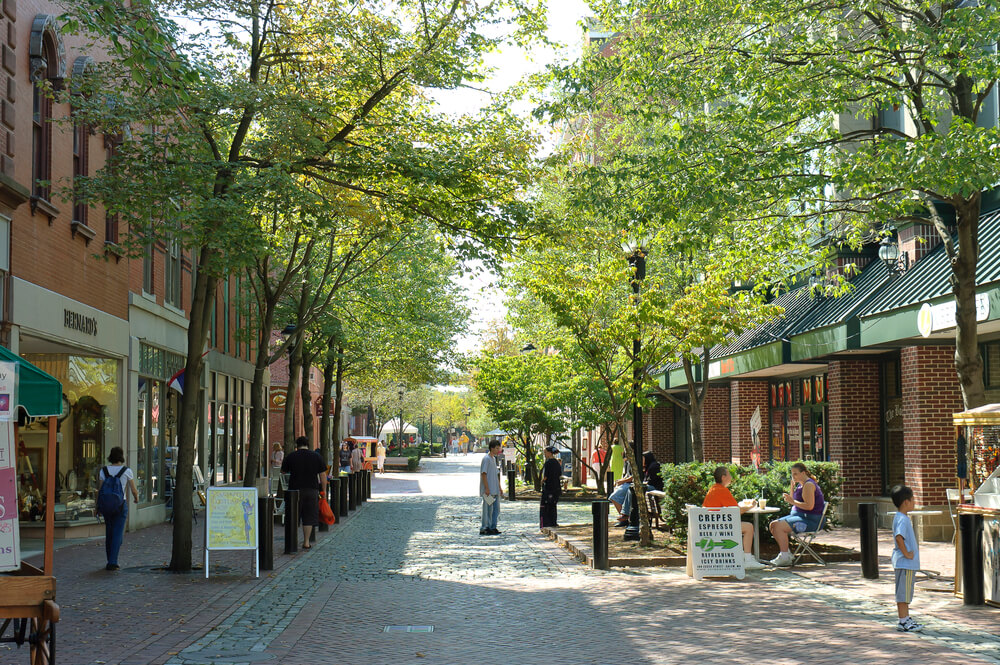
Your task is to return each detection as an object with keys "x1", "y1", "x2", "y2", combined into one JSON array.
[
  {"x1": 789, "y1": 503, "x2": 829, "y2": 566},
  {"x1": 272, "y1": 473, "x2": 288, "y2": 524}
]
